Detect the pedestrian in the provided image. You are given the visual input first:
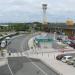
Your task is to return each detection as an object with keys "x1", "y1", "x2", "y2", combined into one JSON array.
[{"x1": 9, "y1": 51, "x2": 11, "y2": 55}]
